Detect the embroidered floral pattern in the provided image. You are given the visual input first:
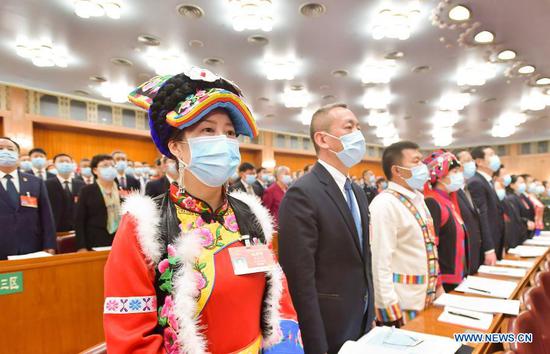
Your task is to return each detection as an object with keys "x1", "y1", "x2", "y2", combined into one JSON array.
[{"x1": 103, "y1": 296, "x2": 156, "y2": 314}]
